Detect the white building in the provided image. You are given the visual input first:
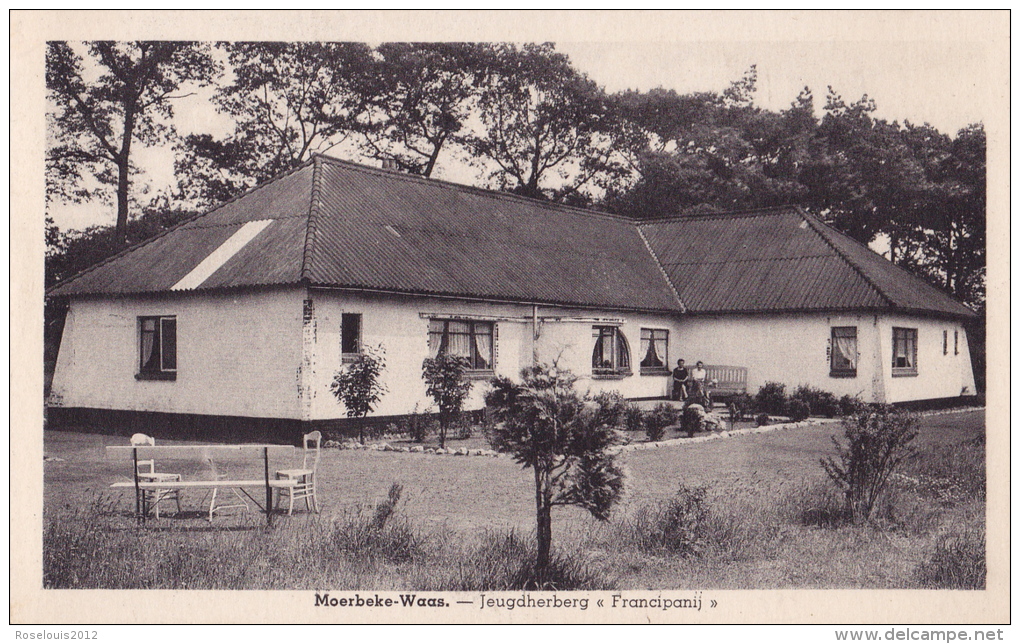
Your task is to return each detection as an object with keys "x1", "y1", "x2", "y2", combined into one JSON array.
[{"x1": 47, "y1": 155, "x2": 977, "y2": 439}]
